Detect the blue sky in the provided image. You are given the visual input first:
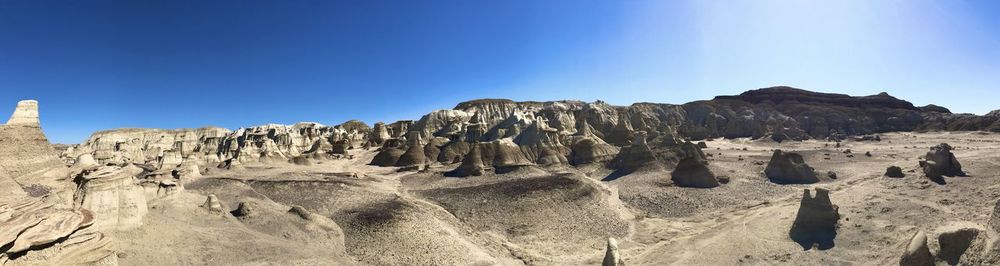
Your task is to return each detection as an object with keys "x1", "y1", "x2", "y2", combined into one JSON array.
[{"x1": 1, "y1": 0, "x2": 998, "y2": 143}]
